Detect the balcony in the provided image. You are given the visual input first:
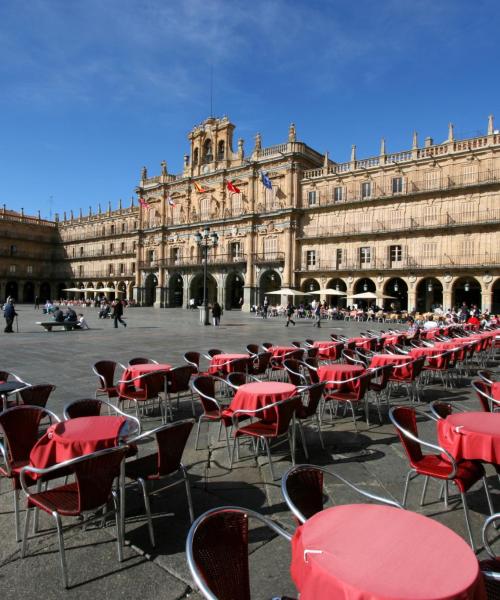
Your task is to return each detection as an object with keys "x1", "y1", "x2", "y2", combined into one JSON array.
[
  {"x1": 140, "y1": 254, "x2": 248, "y2": 270},
  {"x1": 252, "y1": 252, "x2": 285, "y2": 265},
  {"x1": 298, "y1": 207, "x2": 500, "y2": 240},
  {"x1": 57, "y1": 269, "x2": 136, "y2": 279},
  {"x1": 296, "y1": 253, "x2": 500, "y2": 273},
  {"x1": 60, "y1": 247, "x2": 136, "y2": 260}
]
